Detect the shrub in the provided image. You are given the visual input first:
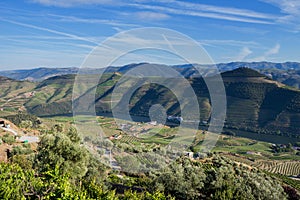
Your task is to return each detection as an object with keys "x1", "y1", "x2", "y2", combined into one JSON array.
[{"x1": 2, "y1": 133, "x2": 15, "y2": 145}]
